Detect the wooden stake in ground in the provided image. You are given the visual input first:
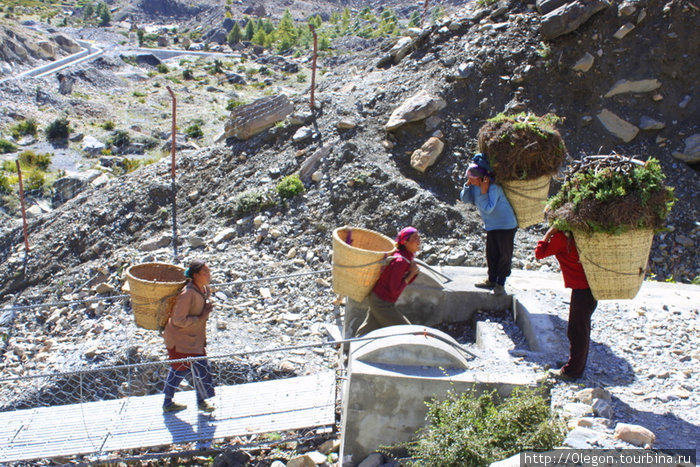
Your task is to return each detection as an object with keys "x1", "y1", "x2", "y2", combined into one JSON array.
[
  {"x1": 309, "y1": 24, "x2": 318, "y2": 111},
  {"x1": 15, "y1": 160, "x2": 30, "y2": 253},
  {"x1": 166, "y1": 86, "x2": 179, "y2": 260}
]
